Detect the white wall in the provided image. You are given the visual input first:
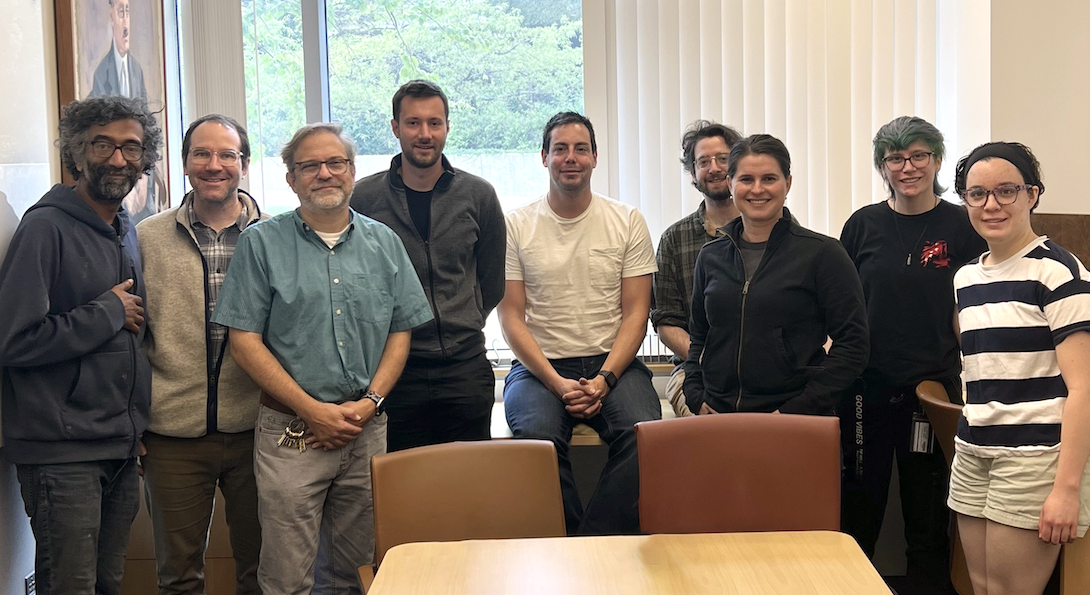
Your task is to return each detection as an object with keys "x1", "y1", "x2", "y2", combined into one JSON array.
[
  {"x1": 991, "y1": 0, "x2": 1090, "y2": 215},
  {"x1": 0, "y1": 1, "x2": 59, "y2": 591}
]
